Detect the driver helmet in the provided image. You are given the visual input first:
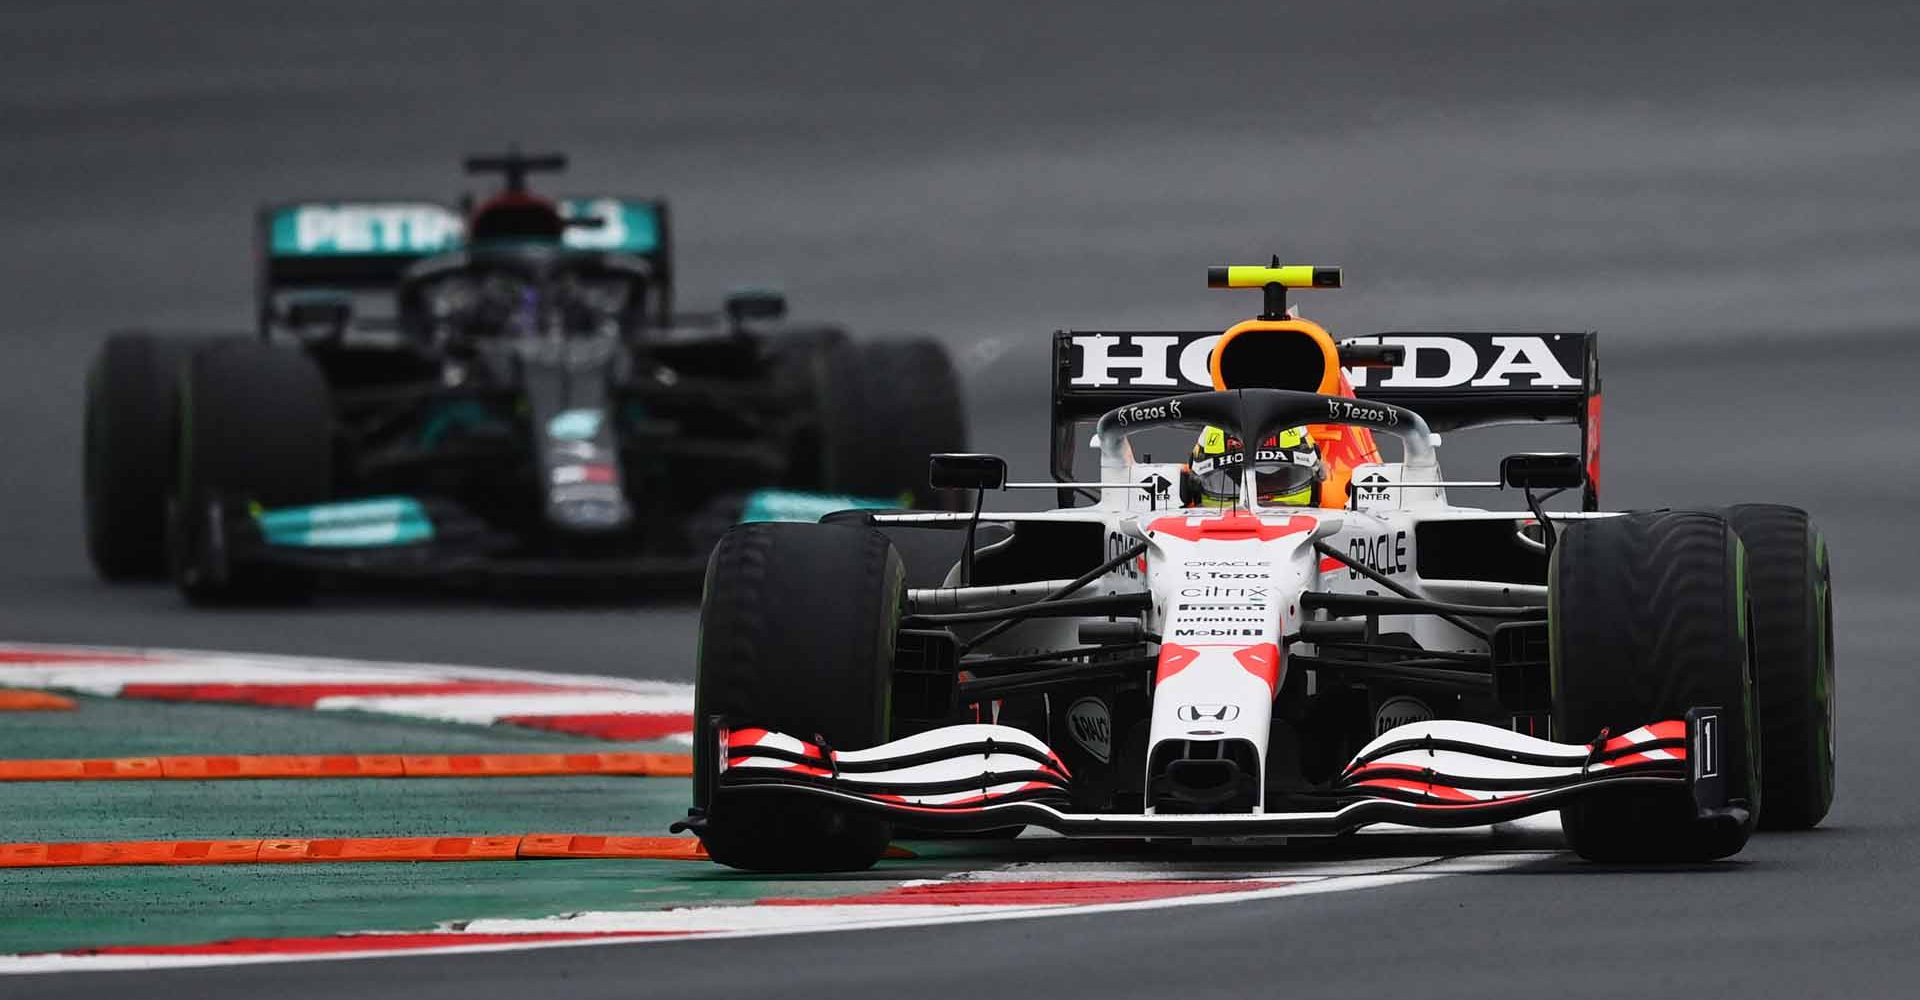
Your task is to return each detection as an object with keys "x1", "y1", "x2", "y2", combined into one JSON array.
[
  {"x1": 1188, "y1": 425, "x2": 1324, "y2": 507},
  {"x1": 467, "y1": 191, "x2": 567, "y2": 244}
]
